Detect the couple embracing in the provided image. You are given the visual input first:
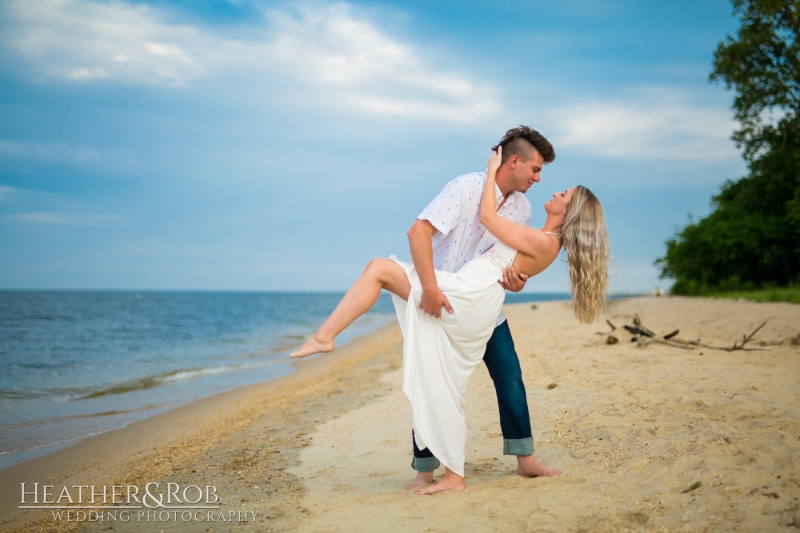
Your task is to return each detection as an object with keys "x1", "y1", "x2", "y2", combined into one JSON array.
[{"x1": 292, "y1": 126, "x2": 611, "y2": 495}]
